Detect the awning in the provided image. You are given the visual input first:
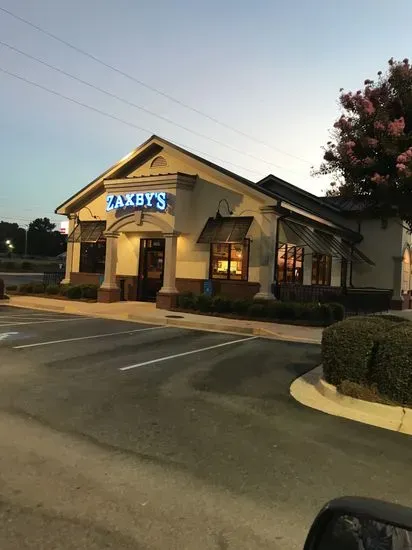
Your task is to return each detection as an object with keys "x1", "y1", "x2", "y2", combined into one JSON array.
[
  {"x1": 68, "y1": 221, "x2": 106, "y2": 243},
  {"x1": 197, "y1": 216, "x2": 253, "y2": 244},
  {"x1": 282, "y1": 219, "x2": 374, "y2": 265}
]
